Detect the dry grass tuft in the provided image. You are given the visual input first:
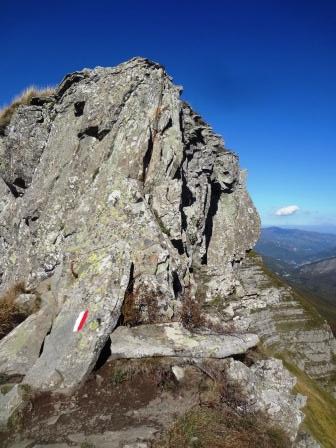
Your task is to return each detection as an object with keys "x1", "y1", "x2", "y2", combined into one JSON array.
[
  {"x1": 153, "y1": 407, "x2": 289, "y2": 448},
  {"x1": 109, "y1": 358, "x2": 176, "y2": 390},
  {"x1": 153, "y1": 361, "x2": 289, "y2": 448},
  {"x1": 0, "y1": 86, "x2": 54, "y2": 132},
  {"x1": 0, "y1": 281, "x2": 29, "y2": 339},
  {"x1": 121, "y1": 284, "x2": 161, "y2": 326},
  {"x1": 181, "y1": 289, "x2": 205, "y2": 330},
  {"x1": 329, "y1": 321, "x2": 336, "y2": 337}
]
